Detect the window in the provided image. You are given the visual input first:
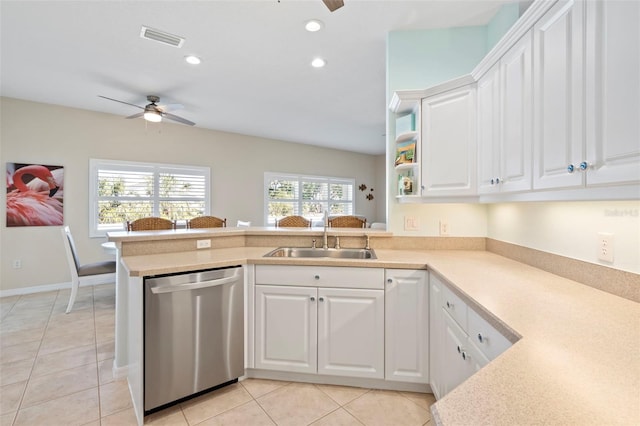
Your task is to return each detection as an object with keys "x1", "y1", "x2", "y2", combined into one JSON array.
[
  {"x1": 264, "y1": 172, "x2": 355, "y2": 225},
  {"x1": 89, "y1": 159, "x2": 210, "y2": 236}
]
